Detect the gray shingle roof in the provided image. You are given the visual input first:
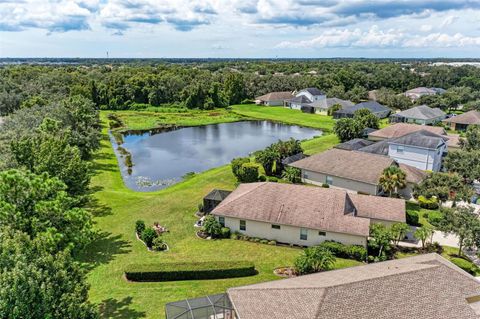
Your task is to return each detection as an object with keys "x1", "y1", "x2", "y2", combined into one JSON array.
[
  {"x1": 211, "y1": 182, "x2": 405, "y2": 236},
  {"x1": 389, "y1": 130, "x2": 447, "y2": 149},
  {"x1": 358, "y1": 140, "x2": 390, "y2": 155},
  {"x1": 204, "y1": 189, "x2": 232, "y2": 201},
  {"x1": 255, "y1": 91, "x2": 293, "y2": 101},
  {"x1": 335, "y1": 101, "x2": 391, "y2": 116},
  {"x1": 443, "y1": 110, "x2": 480, "y2": 125},
  {"x1": 391, "y1": 105, "x2": 446, "y2": 120},
  {"x1": 290, "y1": 95, "x2": 312, "y2": 104},
  {"x1": 368, "y1": 123, "x2": 446, "y2": 140},
  {"x1": 302, "y1": 87, "x2": 325, "y2": 96},
  {"x1": 334, "y1": 138, "x2": 376, "y2": 151},
  {"x1": 326, "y1": 98, "x2": 354, "y2": 108},
  {"x1": 228, "y1": 253, "x2": 480, "y2": 319},
  {"x1": 281, "y1": 153, "x2": 307, "y2": 165}
]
